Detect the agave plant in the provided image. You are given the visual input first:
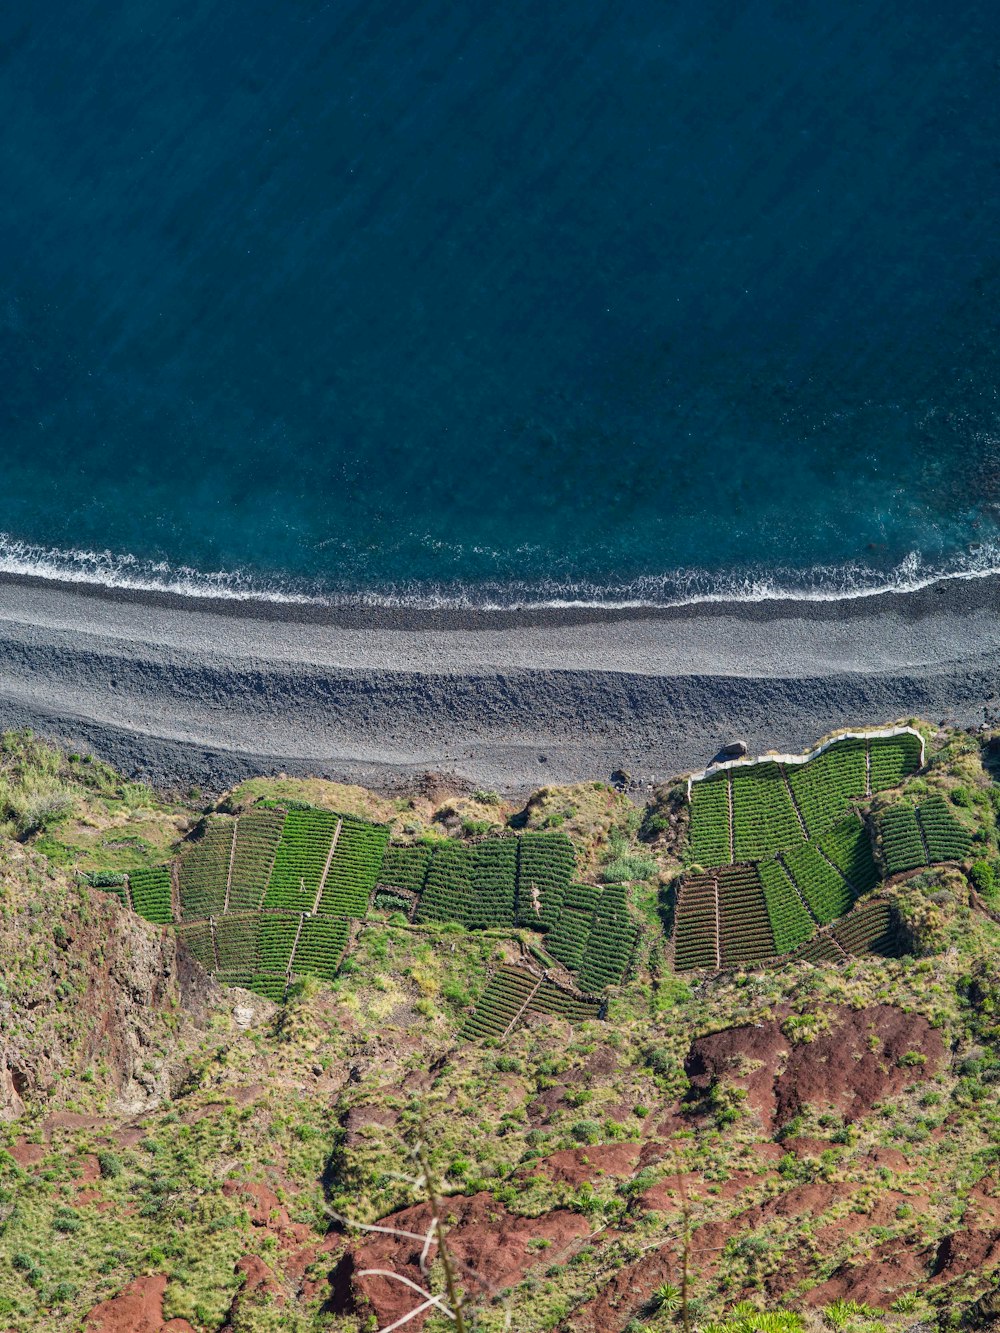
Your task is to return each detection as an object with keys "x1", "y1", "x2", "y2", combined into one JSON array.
[
  {"x1": 652, "y1": 1282, "x2": 682, "y2": 1313},
  {"x1": 697, "y1": 1306, "x2": 804, "y2": 1333},
  {"x1": 824, "y1": 1300, "x2": 865, "y2": 1330}
]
